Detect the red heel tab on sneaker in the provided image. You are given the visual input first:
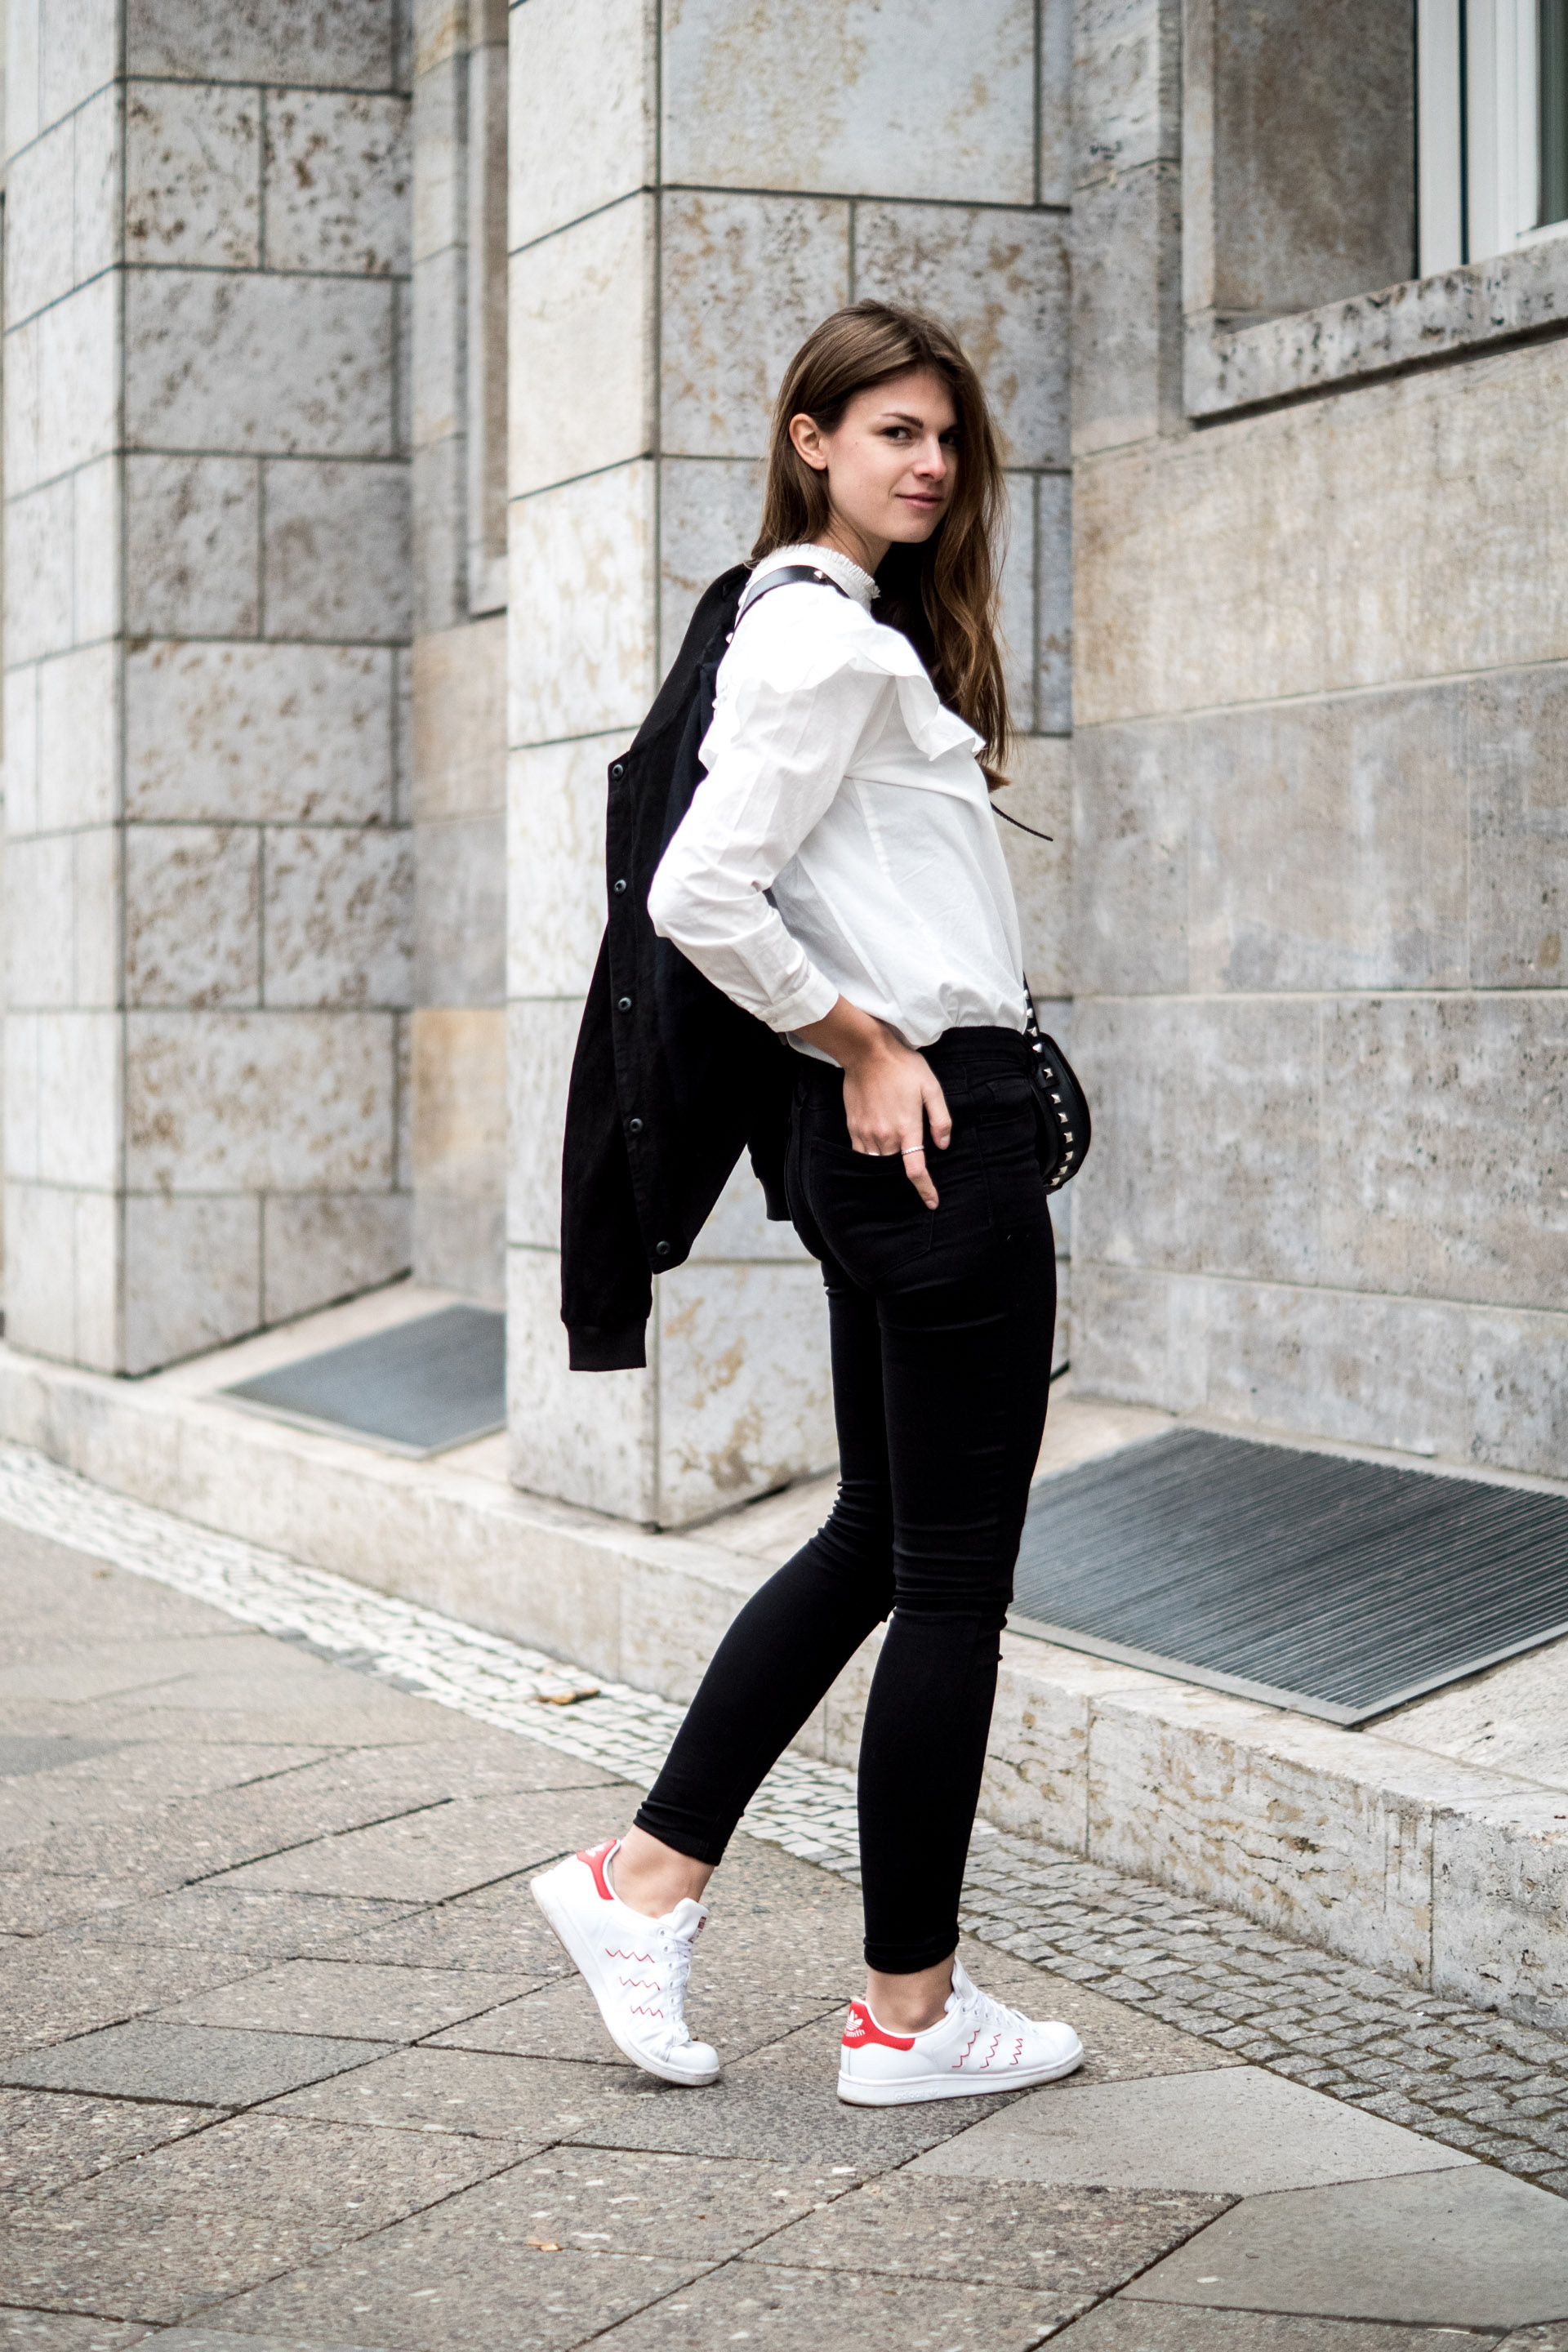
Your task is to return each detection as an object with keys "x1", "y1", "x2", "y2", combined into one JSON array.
[
  {"x1": 842, "y1": 2000, "x2": 915, "y2": 2052},
  {"x1": 577, "y1": 1839, "x2": 619, "y2": 1901}
]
